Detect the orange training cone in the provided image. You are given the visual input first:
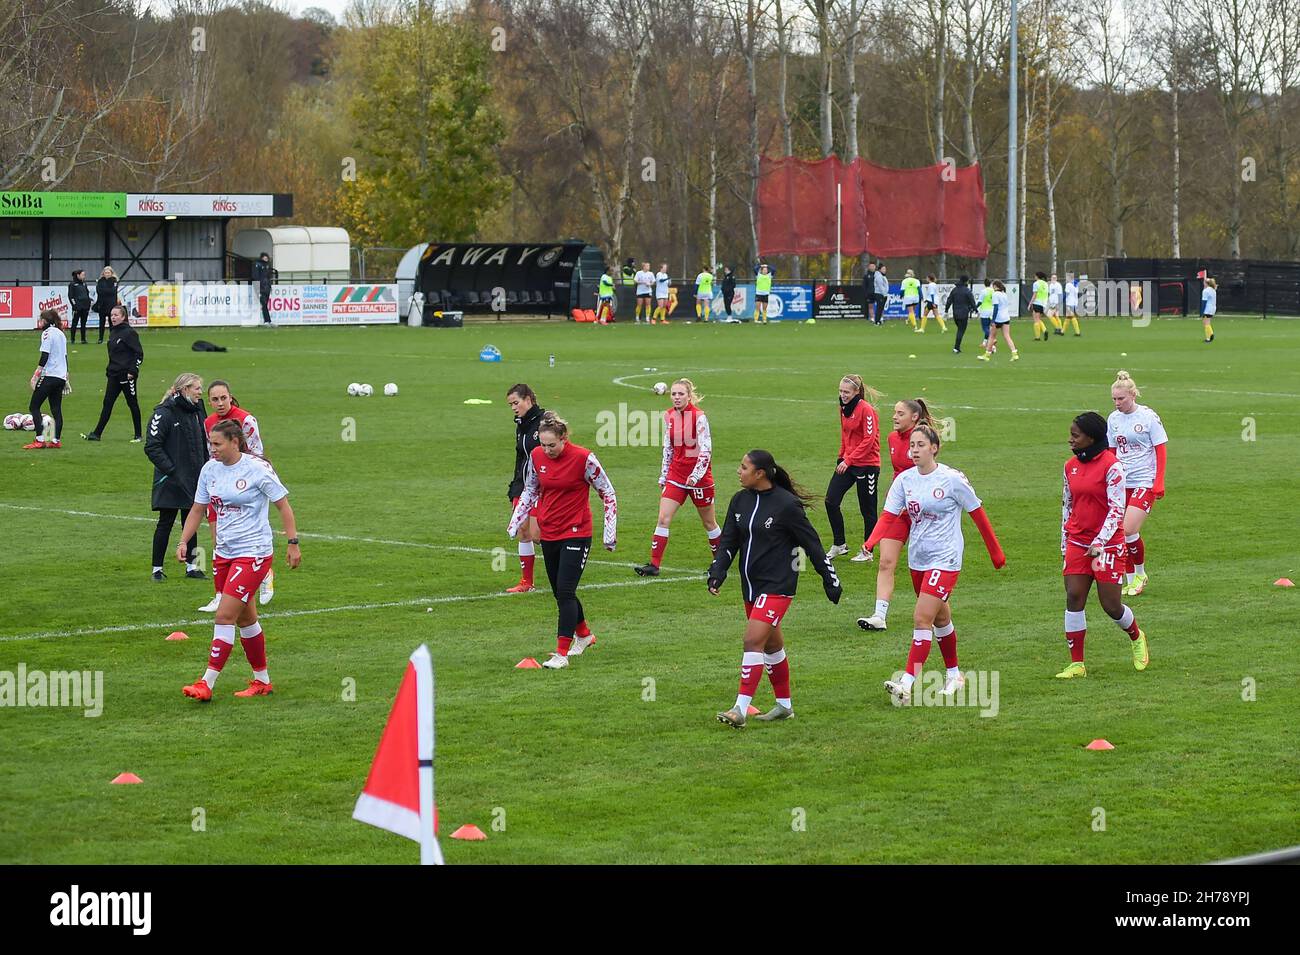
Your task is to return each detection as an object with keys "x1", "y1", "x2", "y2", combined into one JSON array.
[
  {"x1": 111, "y1": 772, "x2": 143, "y2": 784},
  {"x1": 515, "y1": 658, "x2": 541, "y2": 669},
  {"x1": 165, "y1": 631, "x2": 188, "y2": 641},
  {"x1": 1085, "y1": 739, "x2": 1115, "y2": 751},
  {"x1": 1274, "y1": 578, "x2": 1295, "y2": 588},
  {"x1": 451, "y1": 824, "x2": 487, "y2": 841},
  {"x1": 746, "y1": 705, "x2": 761, "y2": 716}
]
